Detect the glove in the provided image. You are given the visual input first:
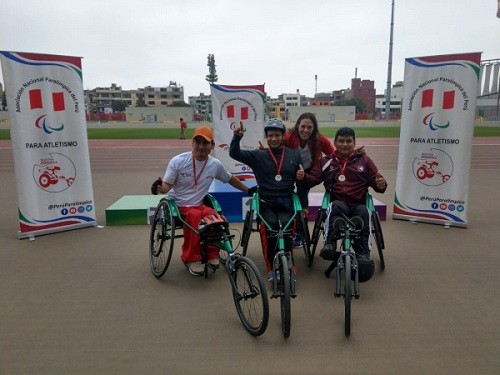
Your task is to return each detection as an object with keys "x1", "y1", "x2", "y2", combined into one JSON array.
[
  {"x1": 247, "y1": 185, "x2": 258, "y2": 197},
  {"x1": 151, "y1": 177, "x2": 163, "y2": 195}
]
